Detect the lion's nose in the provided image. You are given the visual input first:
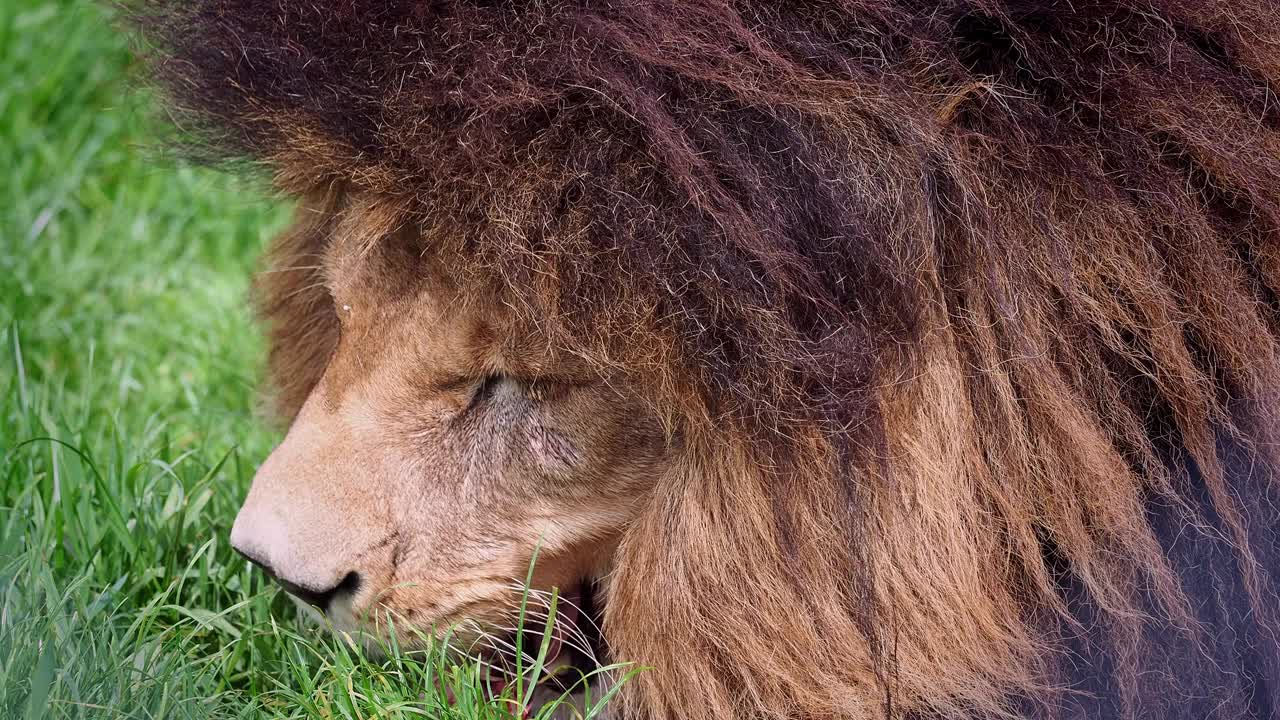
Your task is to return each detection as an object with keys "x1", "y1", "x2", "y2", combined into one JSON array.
[
  {"x1": 230, "y1": 502, "x2": 362, "y2": 613},
  {"x1": 232, "y1": 542, "x2": 360, "y2": 612}
]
